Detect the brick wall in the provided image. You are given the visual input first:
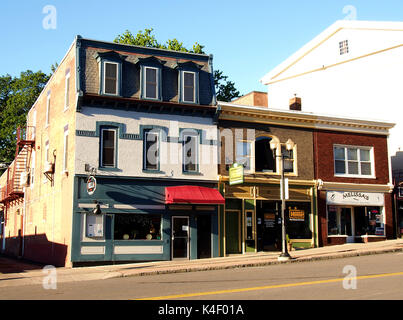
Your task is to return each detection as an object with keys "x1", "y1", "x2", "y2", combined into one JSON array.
[{"x1": 314, "y1": 130, "x2": 390, "y2": 184}]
